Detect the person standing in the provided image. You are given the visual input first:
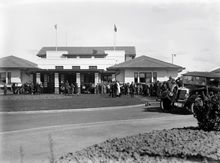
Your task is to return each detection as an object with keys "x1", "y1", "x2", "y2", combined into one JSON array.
[
  {"x1": 71, "y1": 83, "x2": 75, "y2": 95},
  {"x1": 12, "y1": 83, "x2": 16, "y2": 94},
  {"x1": 156, "y1": 81, "x2": 161, "y2": 101},
  {"x1": 116, "y1": 81, "x2": 121, "y2": 97},
  {"x1": 130, "y1": 82, "x2": 135, "y2": 98},
  {"x1": 75, "y1": 83, "x2": 80, "y2": 95},
  {"x1": 4, "y1": 83, "x2": 7, "y2": 95}
]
